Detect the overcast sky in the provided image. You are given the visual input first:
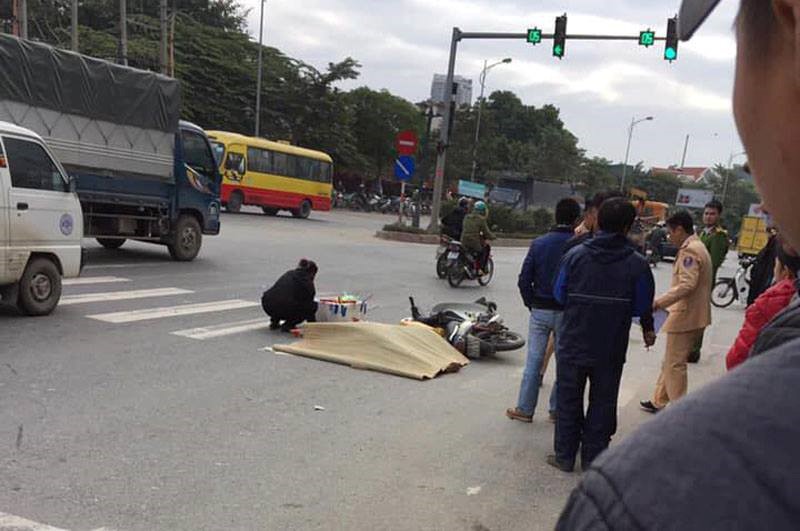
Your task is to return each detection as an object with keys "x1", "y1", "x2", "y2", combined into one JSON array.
[{"x1": 241, "y1": 0, "x2": 744, "y2": 170}]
